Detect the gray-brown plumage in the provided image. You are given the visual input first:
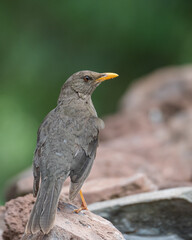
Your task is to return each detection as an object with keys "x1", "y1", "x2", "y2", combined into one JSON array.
[{"x1": 25, "y1": 70, "x2": 118, "y2": 234}]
